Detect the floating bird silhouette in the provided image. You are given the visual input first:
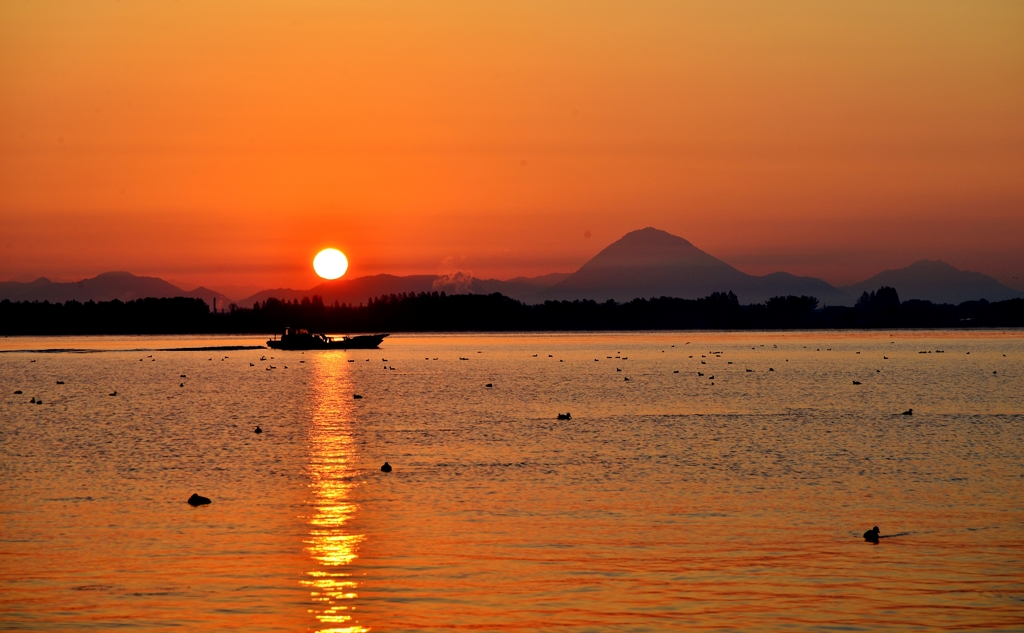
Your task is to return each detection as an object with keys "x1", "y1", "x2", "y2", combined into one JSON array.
[
  {"x1": 864, "y1": 526, "x2": 880, "y2": 543},
  {"x1": 853, "y1": 381, "x2": 861, "y2": 385},
  {"x1": 902, "y1": 408, "x2": 913, "y2": 415},
  {"x1": 381, "y1": 462, "x2": 392, "y2": 473},
  {"x1": 187, "y1": 493, "x2": 211, "y2": 506},
  {"x1": 353, "y1": 394, "x2": 363, "y2": 399},
  {"x1": 254, "y1": 426, "x2": 262, "y2": 434},
  {"x1": 557, "y1": 413, "x2": 572, "y2": 420}
]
